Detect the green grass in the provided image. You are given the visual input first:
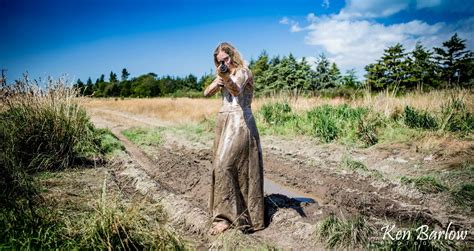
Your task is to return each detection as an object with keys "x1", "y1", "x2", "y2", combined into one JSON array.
[
  {"x1": 122, "y1": 127, "x2": 164, "y2": 147},
  {"x1": 315, "y1": 214, "x2": 374, "y2": 249},
  {"x1": 400, "y1": 176, "x2": 448, "y2": 193},
  {"x1": 340, "y1": 155, "x2": 368, "y2": 171},
  {"x1": 403, "y1": 106, "x2": 438, "y2": 130},
  {"x1": 257, "y1": 103, "x2": 380, "y2": 146},
  {"x1": 97, "y1": 128, "x2": 125, "y2": 155},
  {"x1": 451, "y1": 183, "x2": 474, "y2": 208},
  {"x1": 0, "y1": 177, "x2": 186, "y2": 250},
  {"x1": 0, "y1": 78, "x2": 164, "y2": 249},
  {"x1": 440, "y1": 97, "x2": 474, "y2": 133},
  {"x1": 256, "y1": 97, "x2": 472, "y2": 146}
]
